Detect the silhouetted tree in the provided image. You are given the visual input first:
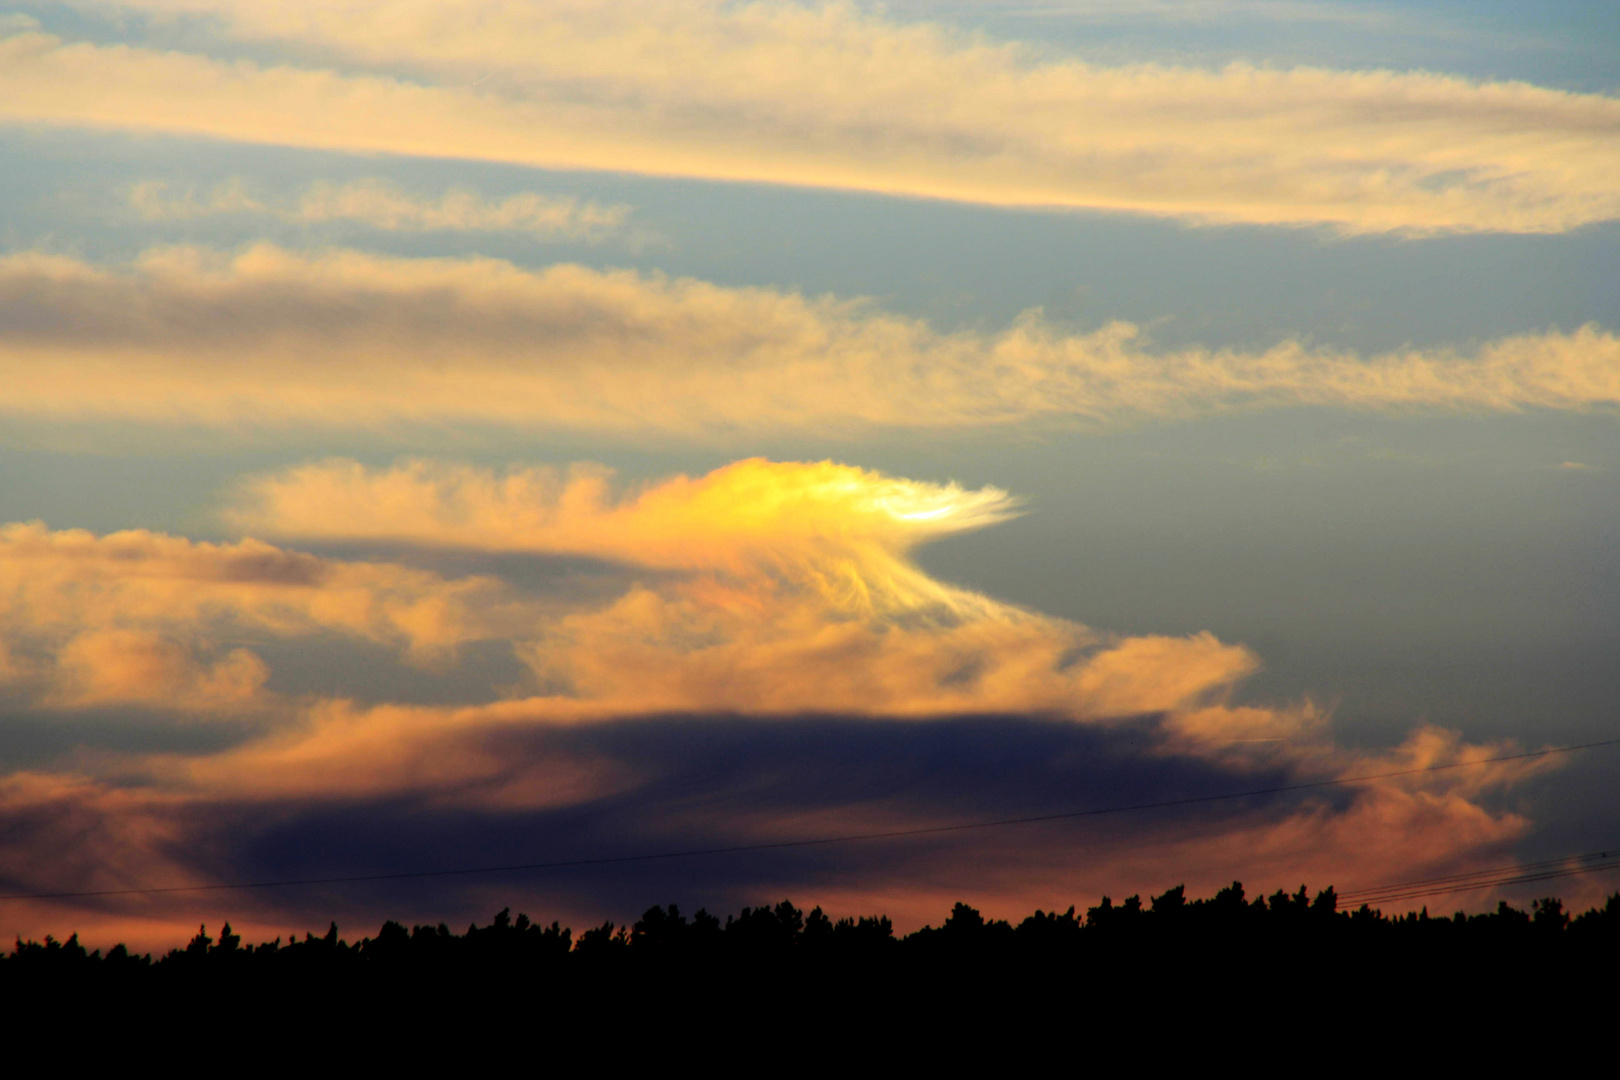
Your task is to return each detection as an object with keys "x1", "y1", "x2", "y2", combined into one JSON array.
[{"x1": 10, "y1": 886, "x2": 1620, "y2": 1009}]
